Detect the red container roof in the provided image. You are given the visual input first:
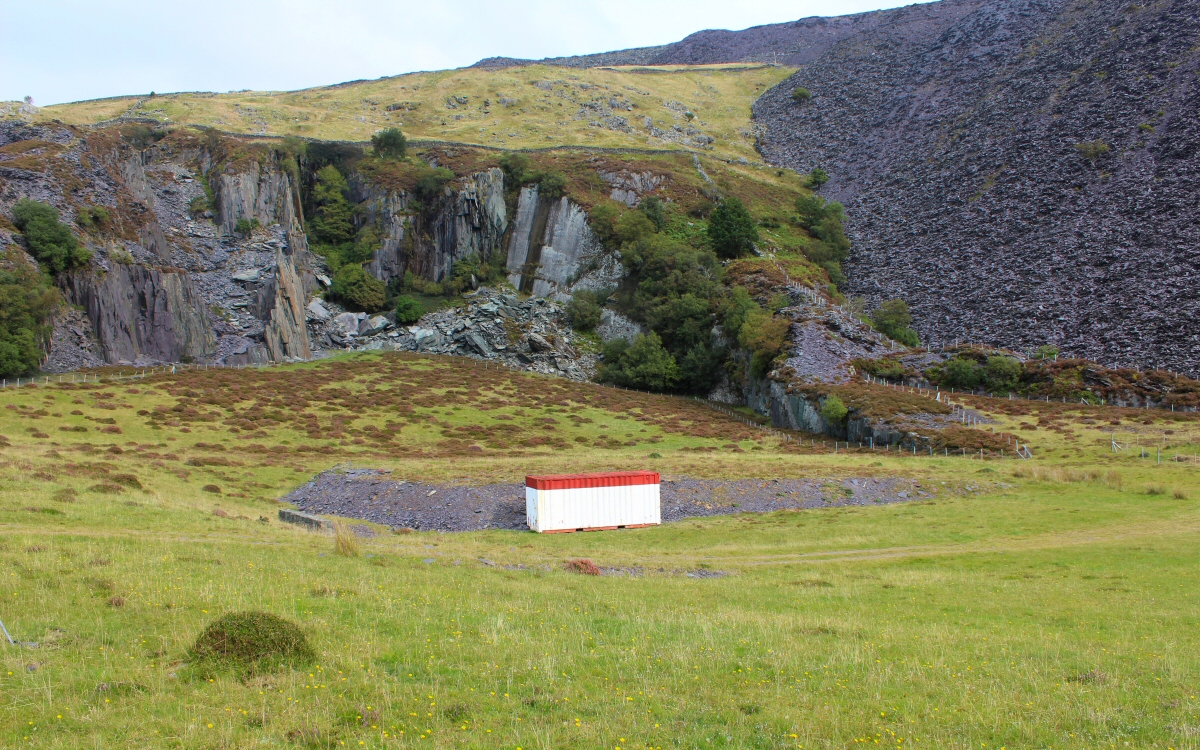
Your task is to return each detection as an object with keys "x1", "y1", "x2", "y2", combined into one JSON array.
[{"x1": 526, "y1": 470, "x2": 660, "y2": 490}]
